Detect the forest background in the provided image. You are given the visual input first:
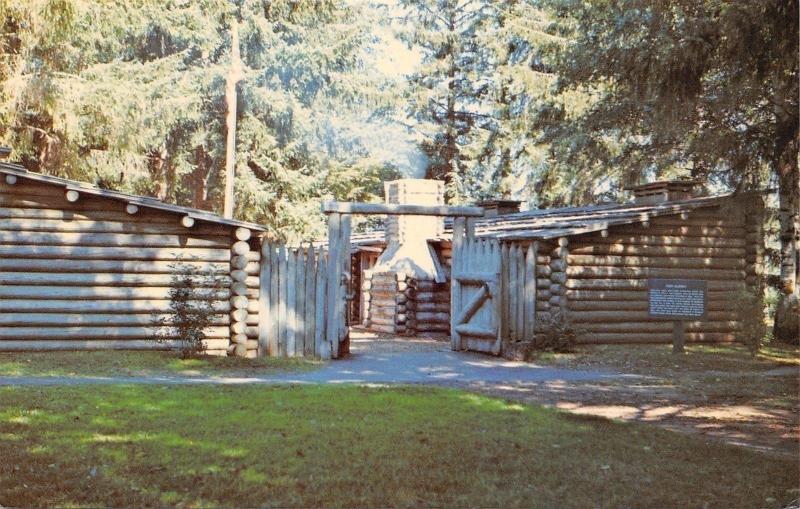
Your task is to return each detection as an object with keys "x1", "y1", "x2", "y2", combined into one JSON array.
[{"x1": 1, "y1": 0, "x2": 797, "y2": 339}]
